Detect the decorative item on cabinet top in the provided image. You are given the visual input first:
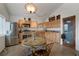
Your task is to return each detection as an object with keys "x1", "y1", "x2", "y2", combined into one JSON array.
[
  {"x1": 49, "y1": 16, "x2": 55, "y2": 22},
  {"x1": 28, "y1": 18, "x2": 31, "y2": 21},
  {"x1": 49, "y1": 15, "x2": 61, "y2": 22},
  {"x1": 56, "y1": 15, "x2": 61, "y2": 20}
]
